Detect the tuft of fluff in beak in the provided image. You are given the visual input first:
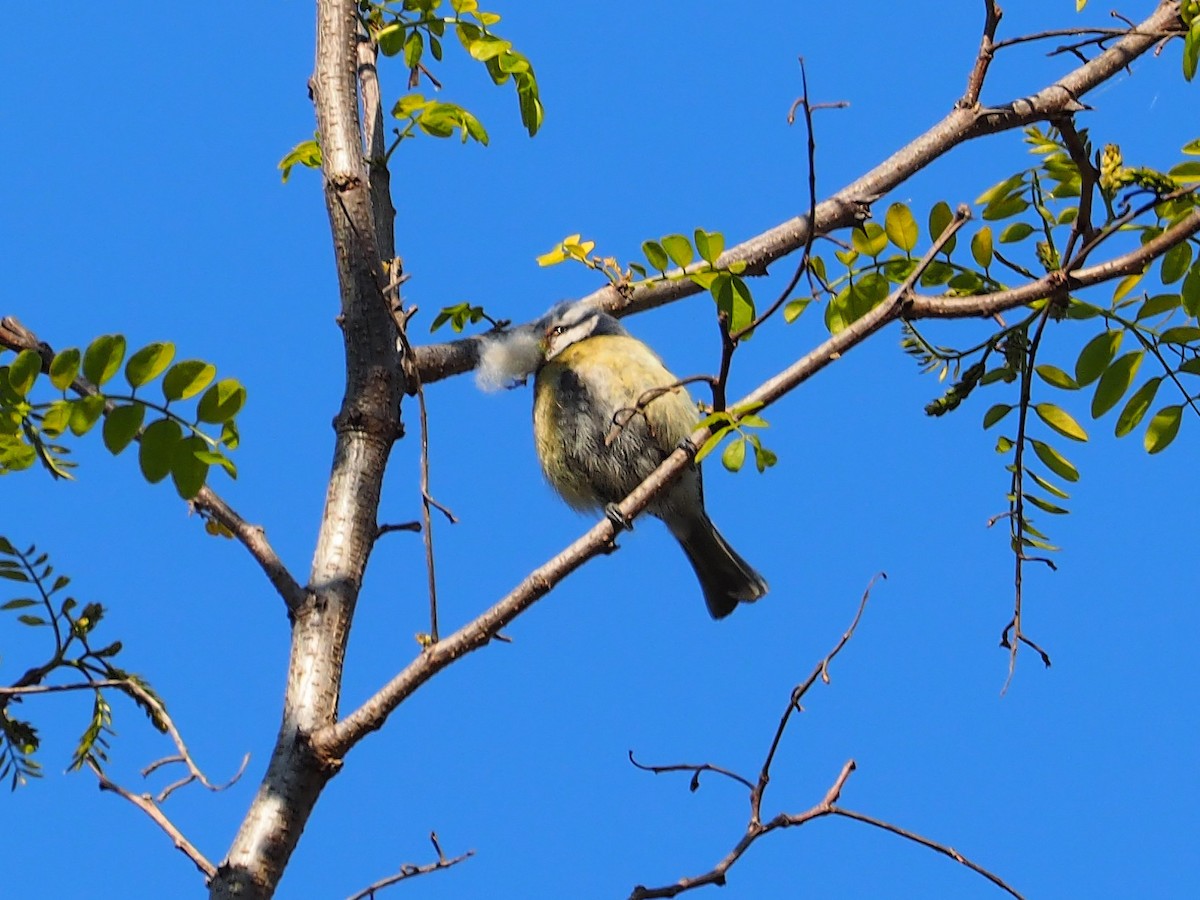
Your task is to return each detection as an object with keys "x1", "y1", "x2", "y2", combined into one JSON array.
[{"x1": 475, "y1": 324, "x2": 544, "y2": 392}]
